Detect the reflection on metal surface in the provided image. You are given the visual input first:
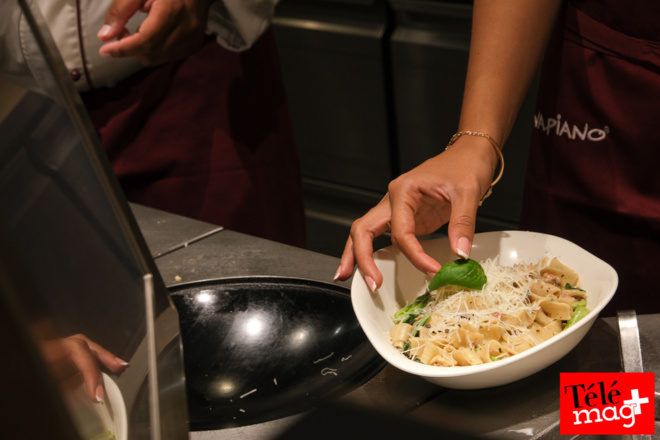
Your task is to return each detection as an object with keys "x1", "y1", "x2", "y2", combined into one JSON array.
[
  {"x1": 0, "y1": 1, "x2": 188, "y2": 438},
  {"x1": 617, "y1": 310, "x2": 644, "y2": 373},
  {"x1": 273, "y1": 16, "x2": 385, "y2": 38},
  {"x1": 152, "y1": 226, "x2": 225, "y2": 259},
  {"x1": 169, "y1": 277, "x2": 387, "y2": 431}
]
